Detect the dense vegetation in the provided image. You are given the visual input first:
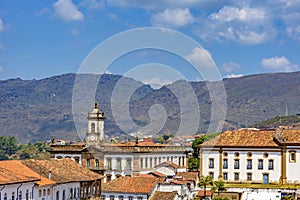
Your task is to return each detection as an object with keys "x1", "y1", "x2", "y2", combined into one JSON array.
[
  {"x1": 1, "y1": 71, "x2": 300, "y2": 143},
  {"x1": 0, "y1": 136, "x2": 50, "y2": 160},
  {"x1": 250, "y1": 115, "x2": 300, "y2": 128}
]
